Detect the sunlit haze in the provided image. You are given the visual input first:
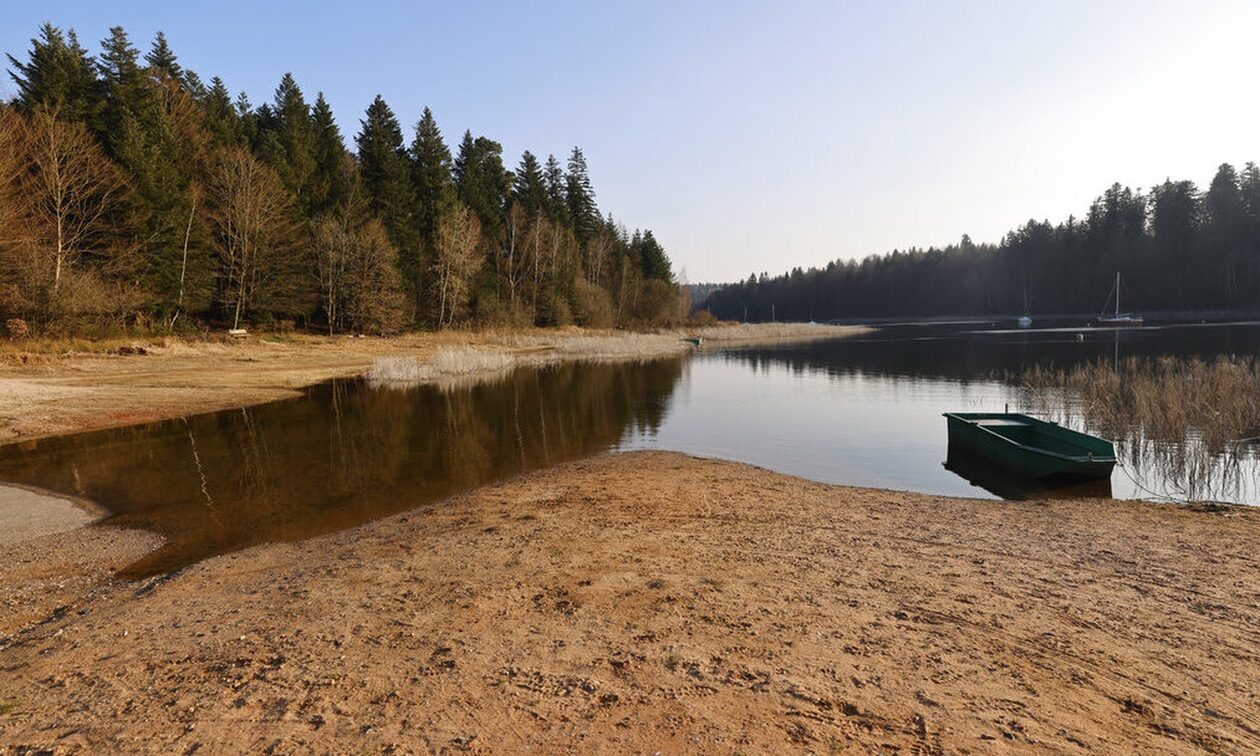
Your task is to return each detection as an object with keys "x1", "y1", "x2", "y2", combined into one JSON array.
[{"x1": 4, "y1": 0, "x2": 1258, "y2": 282}]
